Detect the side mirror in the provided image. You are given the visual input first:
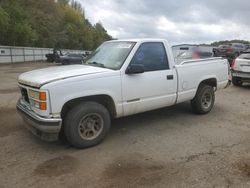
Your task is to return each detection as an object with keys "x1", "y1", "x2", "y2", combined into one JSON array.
[{"x1": 126, "y1": 64, "x2": 145, "y2": 74}]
